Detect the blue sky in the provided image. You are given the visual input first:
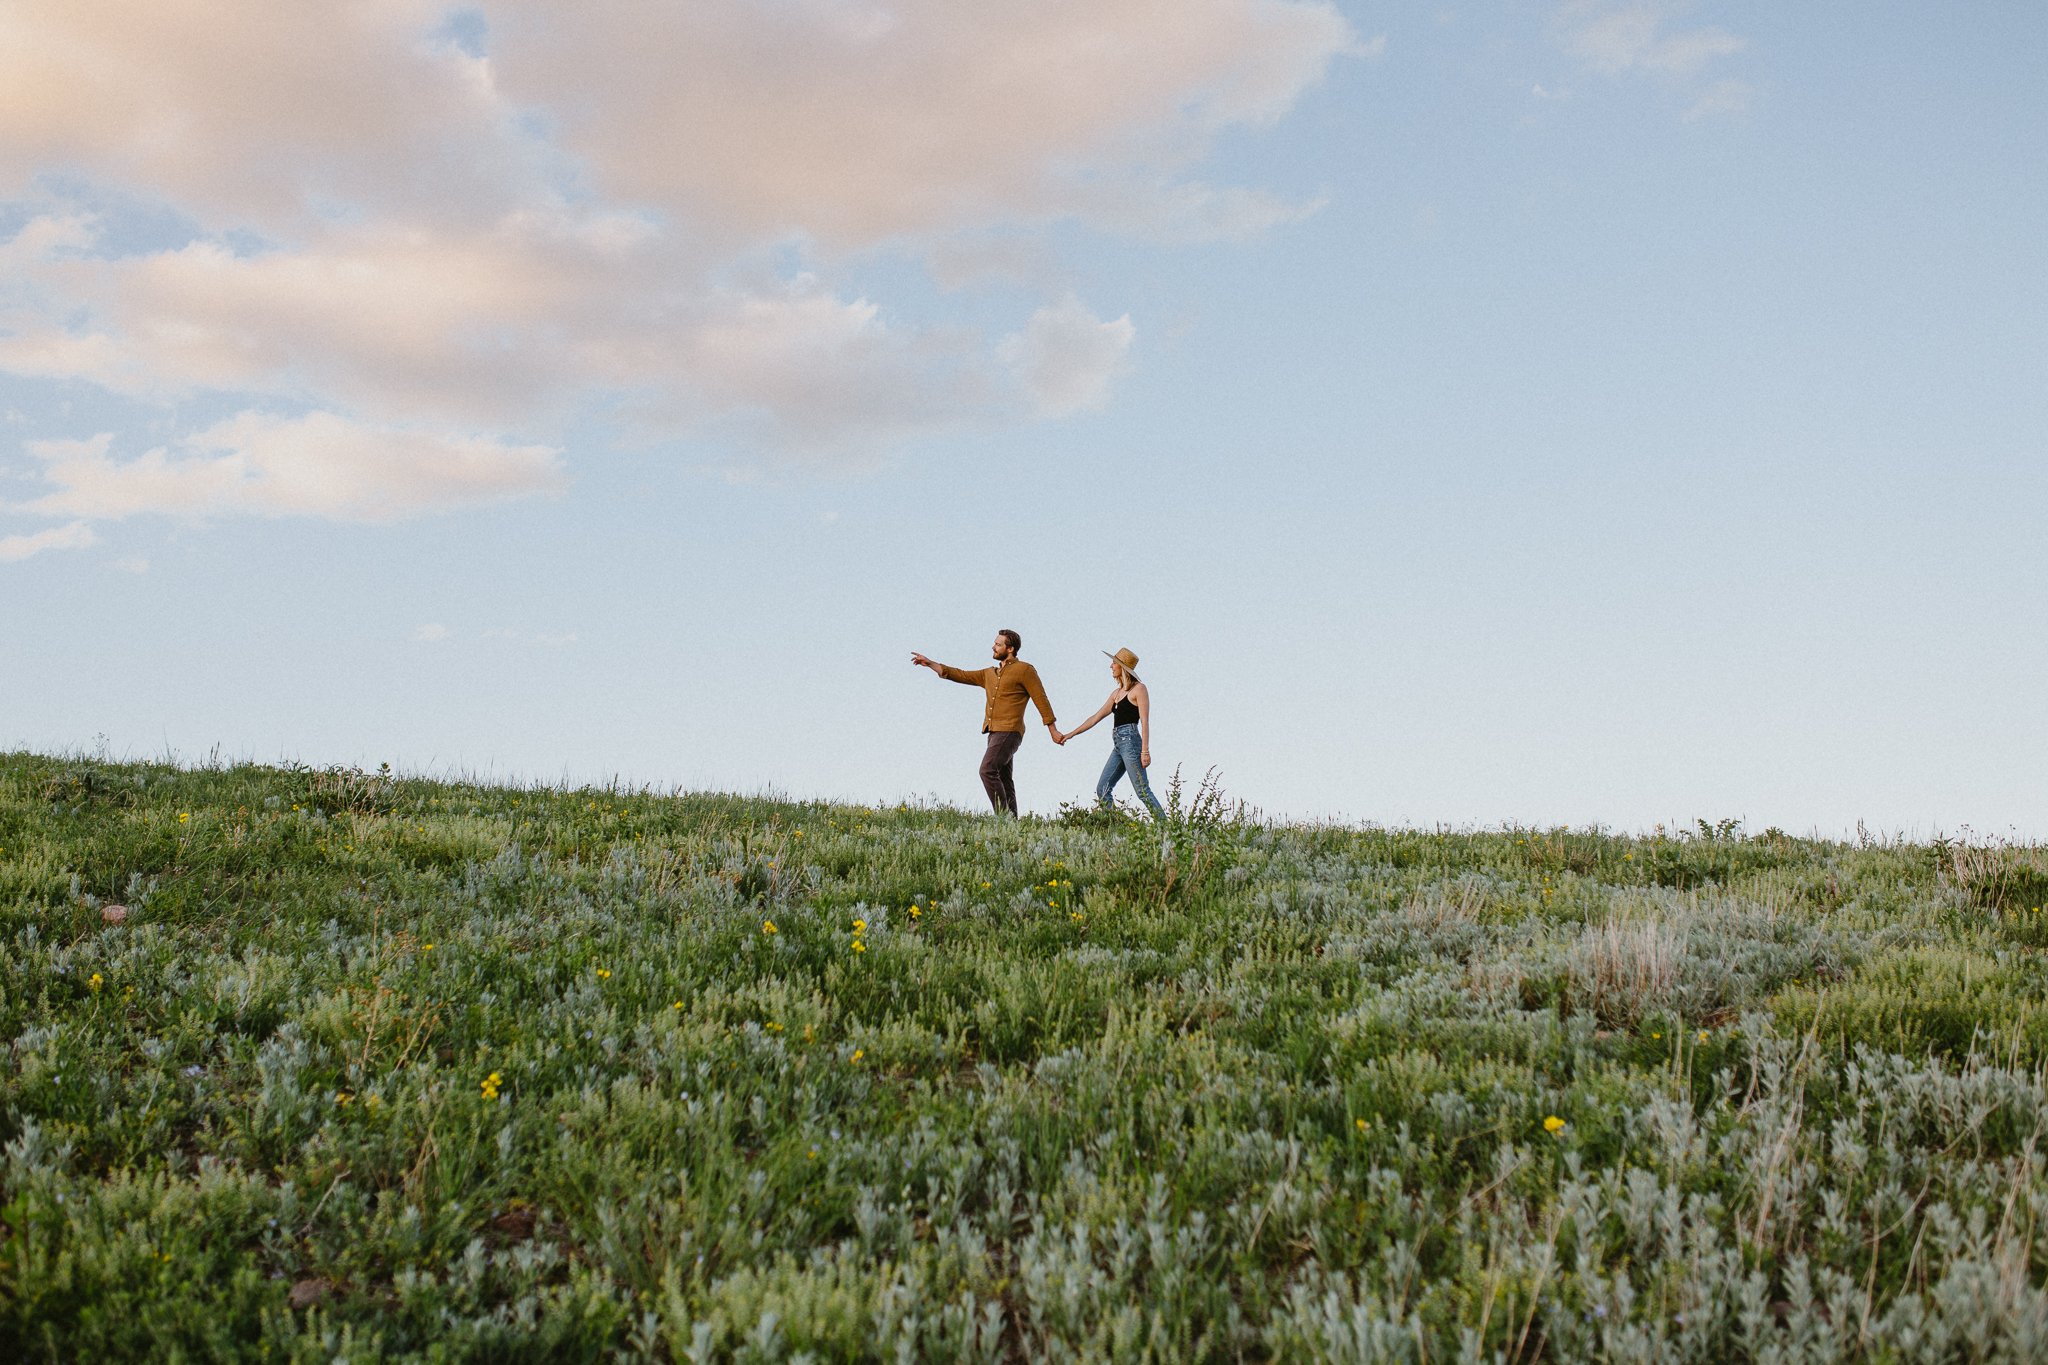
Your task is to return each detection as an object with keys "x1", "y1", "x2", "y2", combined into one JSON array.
[{"x1": 5, "y1": 2, "x2": 2045, "y2": 835}]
